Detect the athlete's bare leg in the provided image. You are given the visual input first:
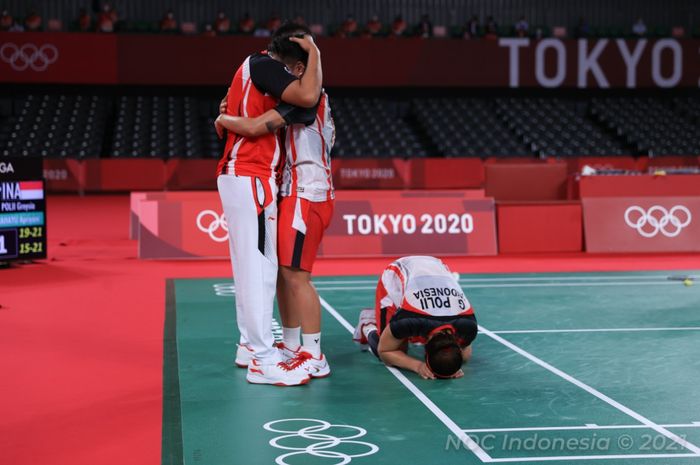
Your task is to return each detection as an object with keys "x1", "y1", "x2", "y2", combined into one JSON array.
[
  {"x1": 276, "y1": 269, "x2": 301, "y2": 329},
  {"x1": 278, "y1": 266, "x2": 320, "y2": 333}
]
